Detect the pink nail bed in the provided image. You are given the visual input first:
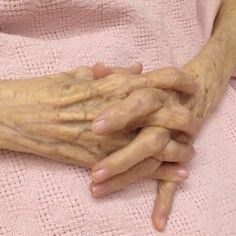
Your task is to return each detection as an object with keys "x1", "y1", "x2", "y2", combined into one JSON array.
[
  {"x1": 92, "y1": 185, "x2": 106, "y2": 196},
  {"x1": 177, "y1": 169, "x2": 189, "y2": 177},
  {"x1": 92, "y1": 169, "x2": 109, "y2": 182}
]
